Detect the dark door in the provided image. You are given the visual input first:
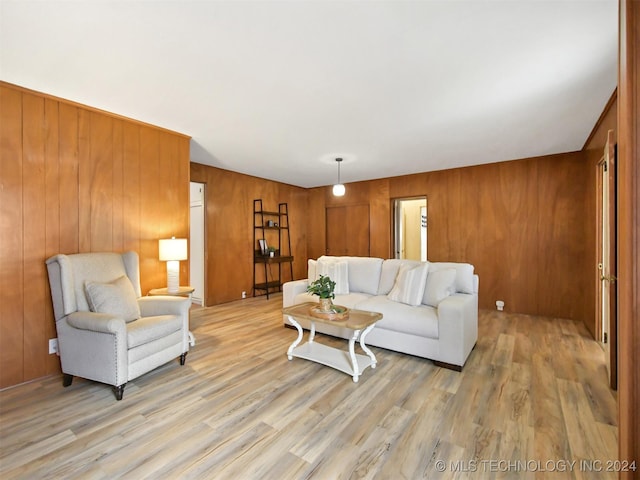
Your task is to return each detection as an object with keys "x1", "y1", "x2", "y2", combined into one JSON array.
[{"x1": 326, "y1": 205, "x2": 370, "y2": 256}]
